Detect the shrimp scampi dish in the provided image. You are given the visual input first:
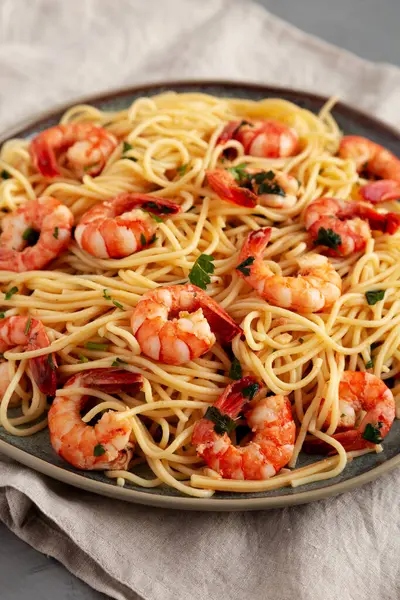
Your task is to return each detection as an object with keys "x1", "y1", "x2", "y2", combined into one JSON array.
[{"x1": 0, "y1": 91, "x2": 399, "y2": 498}]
